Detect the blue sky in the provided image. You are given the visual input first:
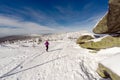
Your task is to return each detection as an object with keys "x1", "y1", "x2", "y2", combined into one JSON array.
[{"x1": 0, "y1": 0, "x2": 108, "y2": 37}]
